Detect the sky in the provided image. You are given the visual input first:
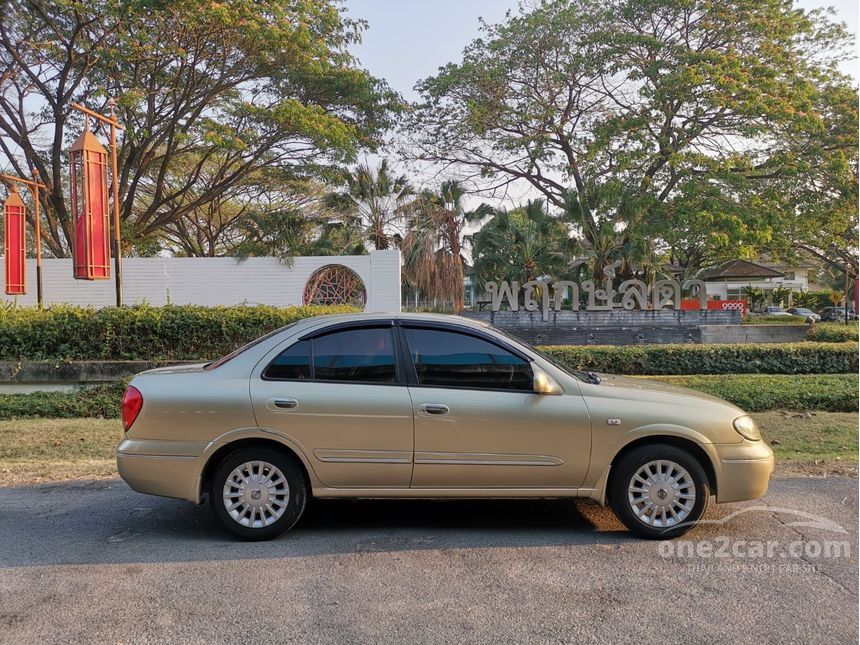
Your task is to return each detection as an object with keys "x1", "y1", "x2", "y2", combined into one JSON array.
[
  {"x1": 345, "y1": 0, "x2": 859, "y2": 102},
  {"x1": 343, "y1": 0, "x2": 859, "y2": 208}
]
